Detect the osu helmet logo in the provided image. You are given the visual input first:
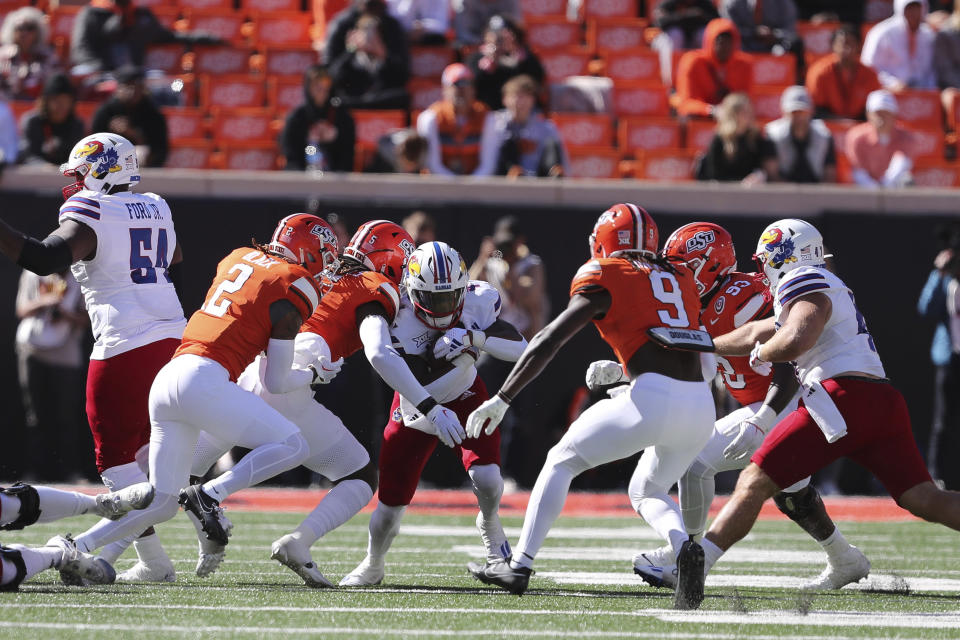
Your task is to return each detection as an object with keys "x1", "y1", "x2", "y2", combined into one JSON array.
[
  {"x1": 685, "y1": 230, "x2": 716, "y2": 252},
  {"x1": 759, "y1": 228, "x2": 797, "y2": 269},
  {"x1": 399, "y1": 238, "x2": 416, "y2": 258},
  {"x1": 309, "y1": 222, "x2": 337, "y2": 246}
]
